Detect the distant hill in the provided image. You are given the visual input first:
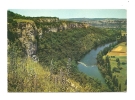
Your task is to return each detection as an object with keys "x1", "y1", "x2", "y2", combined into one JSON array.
[
  {"x1": 8, "y1": 10, "x2": 123, "y2": 92},
  {"x1": 62, "y1": 18, "x2": 126, "y2": 22},
  {"x1": 62, "y1": 18, "x2": 126, "y2": 29}
]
